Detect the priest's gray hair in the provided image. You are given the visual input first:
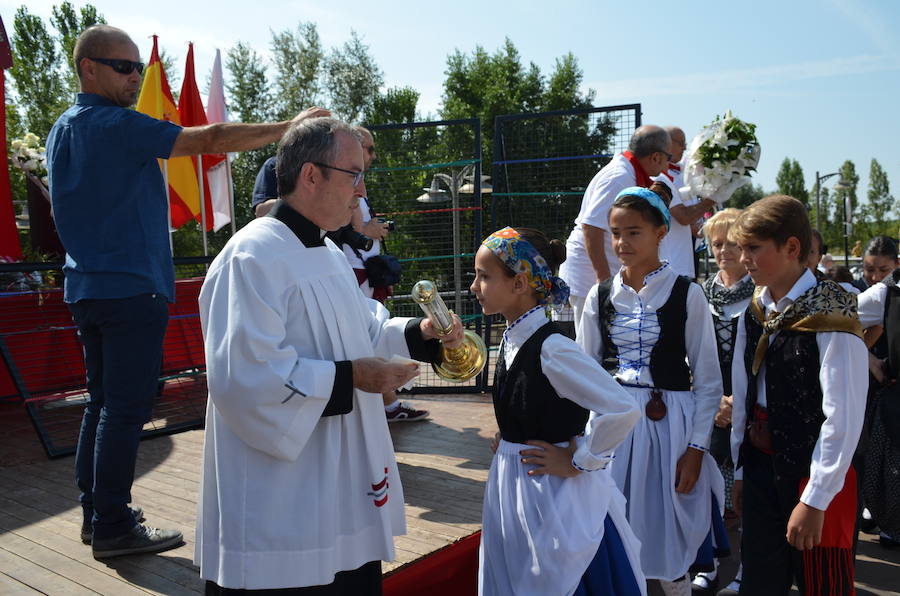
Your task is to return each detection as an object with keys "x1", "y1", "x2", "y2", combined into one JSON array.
[
  {"x1": 276, "y1": 118, "x2": 362, "y2": 197},
  {"x1": 628, "y1": 125, "x2": 671, "y2": 159}
]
